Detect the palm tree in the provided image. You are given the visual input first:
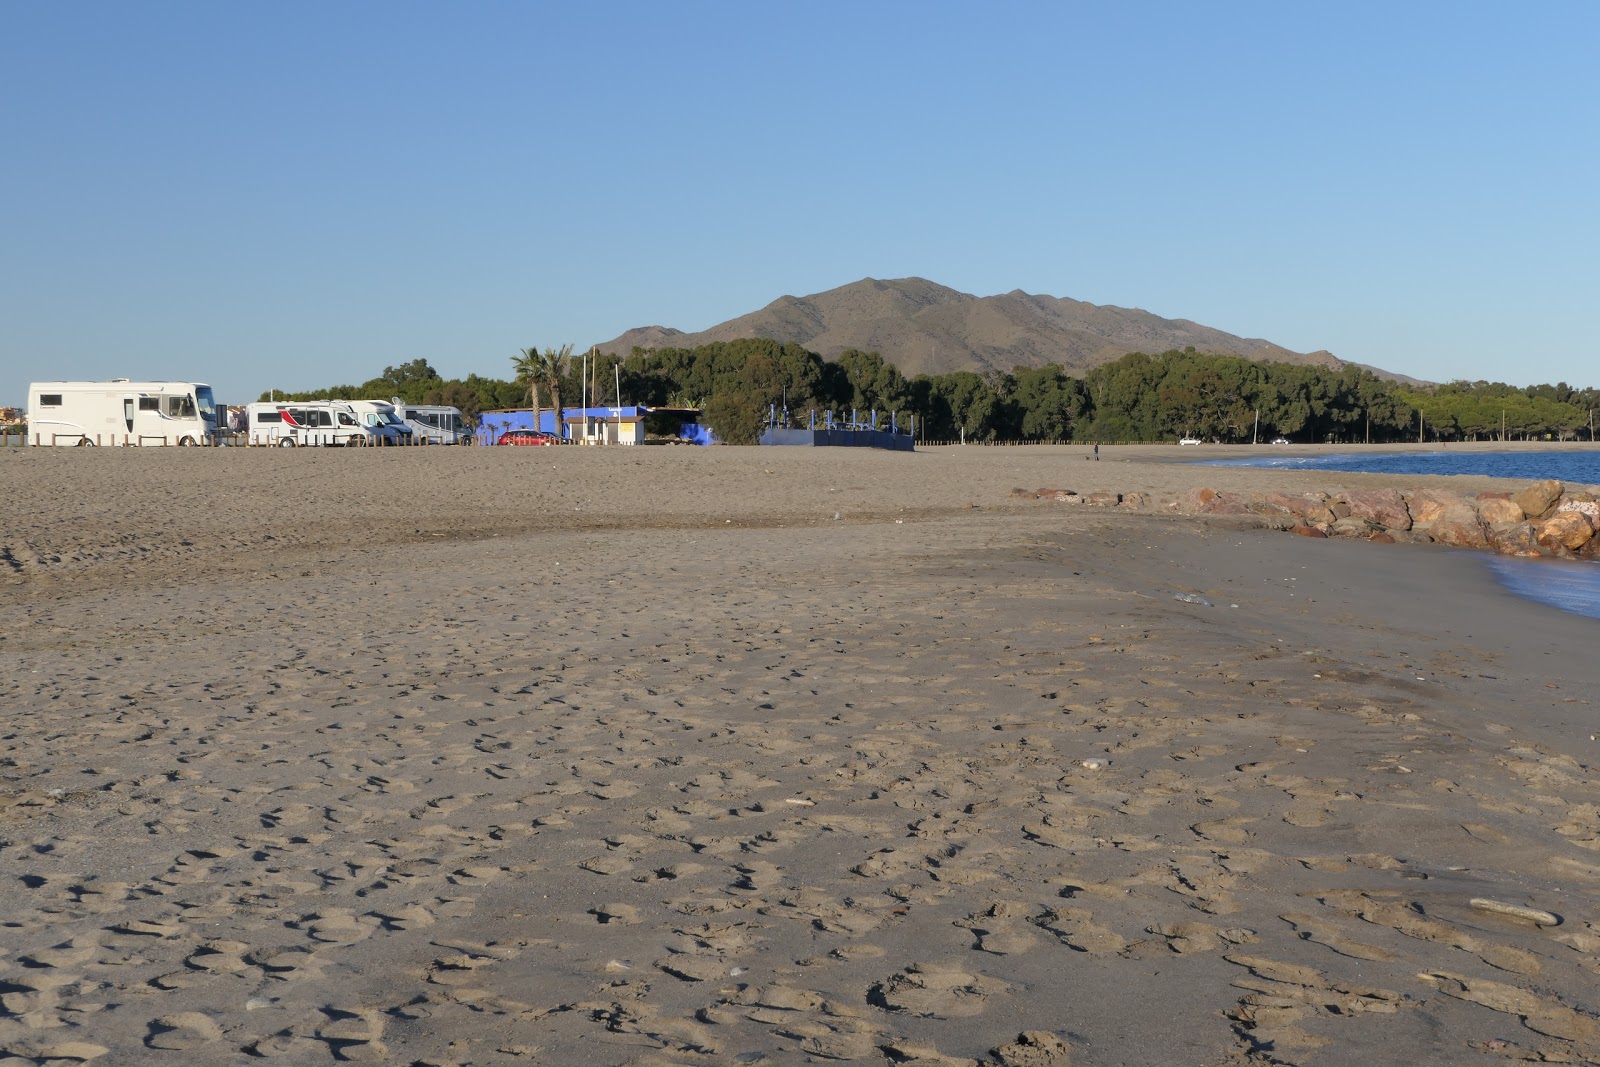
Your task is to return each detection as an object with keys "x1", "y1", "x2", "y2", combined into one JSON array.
[
  {"x1": 536, "y1": 344, "x2": 572, "y2": 439},
  {"x1": 513, "y1": 347, "x2": 543, "y2": 434}
]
